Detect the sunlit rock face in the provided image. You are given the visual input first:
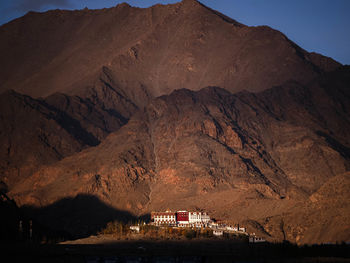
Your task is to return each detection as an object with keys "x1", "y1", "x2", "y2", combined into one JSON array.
[{"x1": 0, "y1": 0, "x2": 339, "y2": 98}]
